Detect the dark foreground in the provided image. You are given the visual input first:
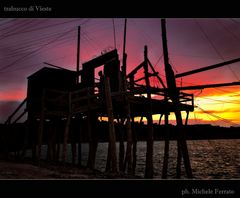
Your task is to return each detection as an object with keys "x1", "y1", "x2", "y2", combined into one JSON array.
[{"x1": 0, "y1": 159, "x2": 140, "y2": 179}]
